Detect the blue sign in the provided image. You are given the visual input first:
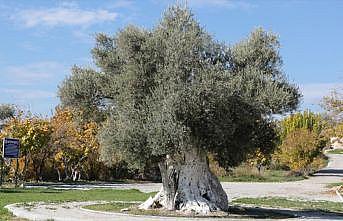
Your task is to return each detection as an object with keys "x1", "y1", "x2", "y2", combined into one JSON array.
[{"x1": 2, "y1": 138, "x2": 20, "y2": 158}]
